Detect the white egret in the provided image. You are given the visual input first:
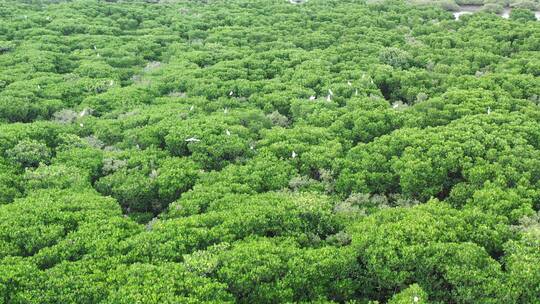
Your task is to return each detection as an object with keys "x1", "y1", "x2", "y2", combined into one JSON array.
[
  {"x1": 185, "y1": 137, "x2": 200, "y2": 142},
  {"x1": 292, "y1": 151, "x2": 297, "y2": 158}
]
